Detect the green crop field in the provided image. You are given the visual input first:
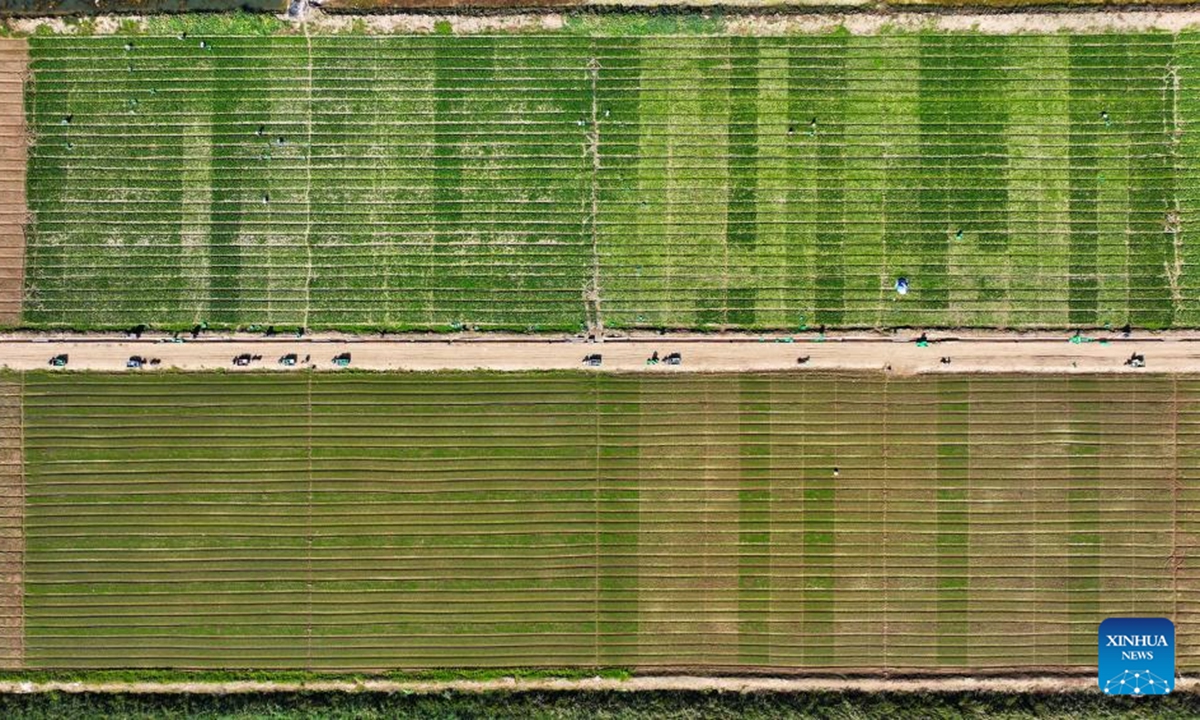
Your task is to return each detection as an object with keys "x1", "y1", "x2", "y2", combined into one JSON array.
[
  {"x1": 21, "y1": 33, "x2": 1200, "y2": 332},
  {"x1": 0, "y1": 371, "x2": 1193, "y2": 671}
]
